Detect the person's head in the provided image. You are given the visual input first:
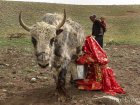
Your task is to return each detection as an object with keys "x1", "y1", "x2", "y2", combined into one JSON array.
[
  {"x1": 100, "y1": 17, "x2": 105, "y2": 21},
  {"x1": 89, "y1": 14, "x2": 96, "y2": 22}
]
